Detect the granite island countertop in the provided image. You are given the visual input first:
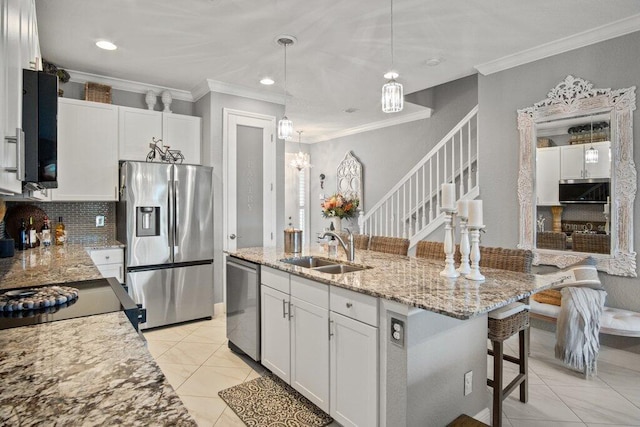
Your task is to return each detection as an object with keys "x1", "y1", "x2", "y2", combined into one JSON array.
[
  {"x1": 227, "y1": 246, "x2": 565, "y2": 320},
  {"x1": 0, "y1": 311, "x2": 196, "y2": 426},
  {"x1": 0, "y1": 241, "x2": 123, "y2": 290}
]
